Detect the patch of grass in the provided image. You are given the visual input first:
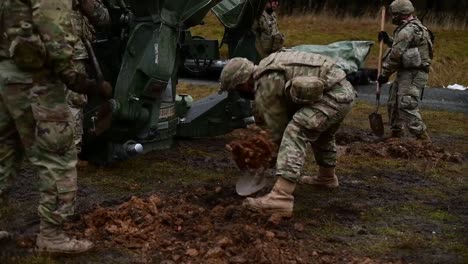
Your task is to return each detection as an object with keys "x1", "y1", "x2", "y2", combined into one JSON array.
[
  {"x1": 191, "y1": 12, "x2": 468, "y2": 86},
  {"x1": 176, "y1": 83, "x2": 219, "y2": 100}
]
